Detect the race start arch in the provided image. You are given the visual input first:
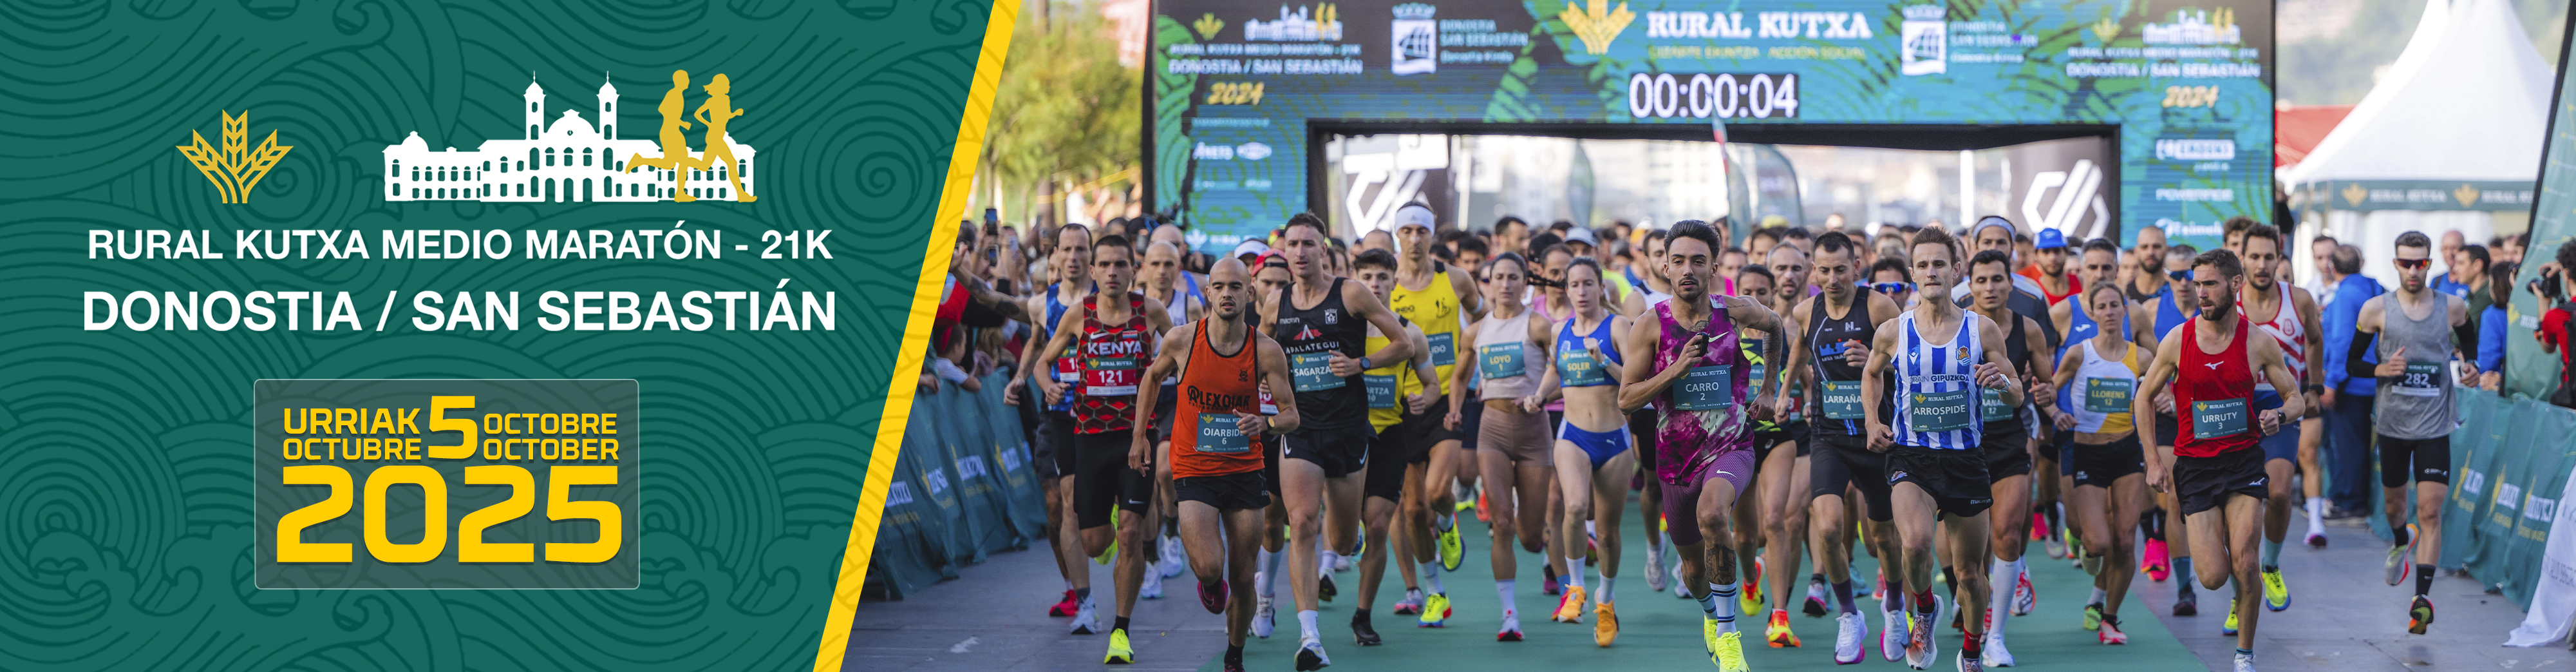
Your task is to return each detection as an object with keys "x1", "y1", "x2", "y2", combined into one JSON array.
[{"x1": 1145, "y1": 0, "x2": 2272, "y2": 251}]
